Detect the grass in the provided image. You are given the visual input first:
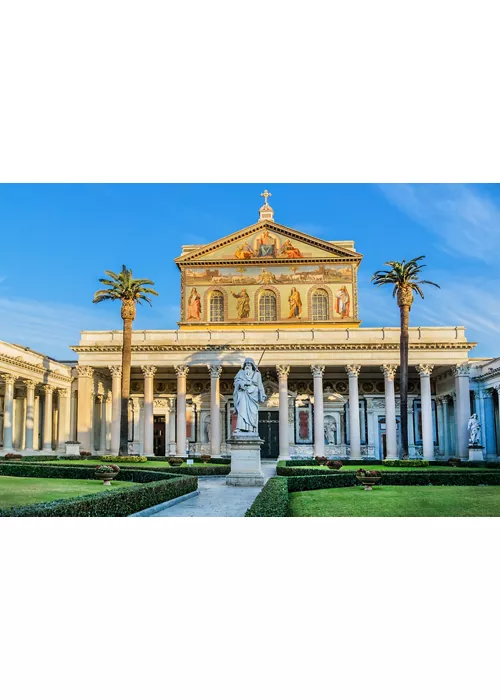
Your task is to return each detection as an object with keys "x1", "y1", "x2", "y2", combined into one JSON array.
[
  {"x1": 287, "y1": 485, "x2": 500, "y2": 517},
  {"x1": 0, "y1": 476, "x2": 137, "y2": 508}
]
